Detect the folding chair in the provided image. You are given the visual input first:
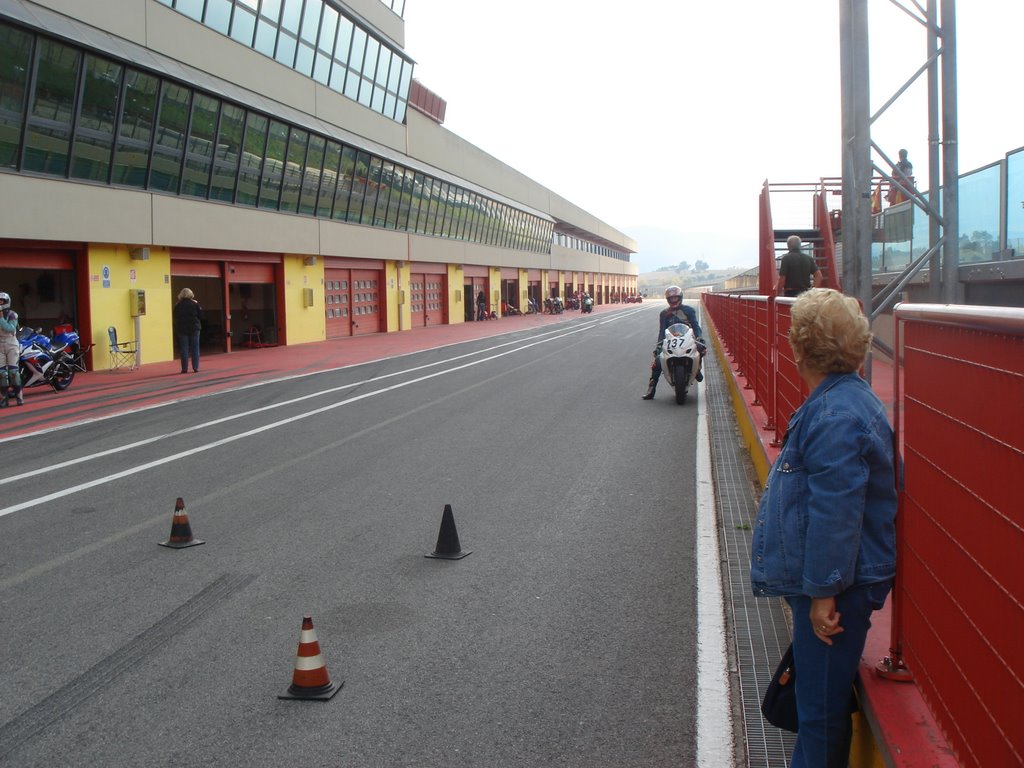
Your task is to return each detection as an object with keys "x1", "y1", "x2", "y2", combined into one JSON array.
[{"x1": 108, "y1": 326, "x2": 138, "y2": 371}]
